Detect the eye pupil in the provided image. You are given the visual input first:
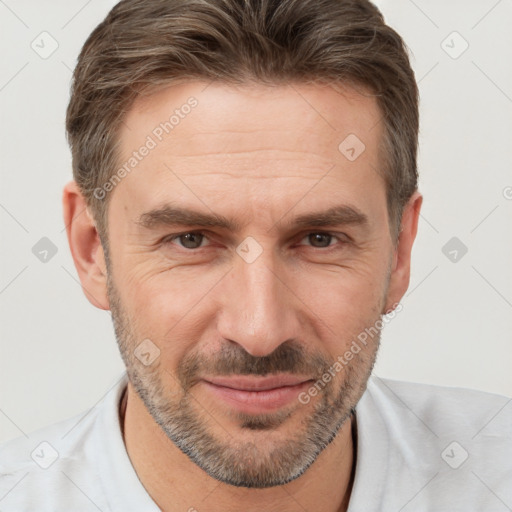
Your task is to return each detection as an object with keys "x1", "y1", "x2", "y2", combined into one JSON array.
[
  {"x1": 180, "y1": 233, "x2": 203, "y2": 249},
  {"x1": 309, "y1": 233, "x2": 331, "y2": 248}
]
